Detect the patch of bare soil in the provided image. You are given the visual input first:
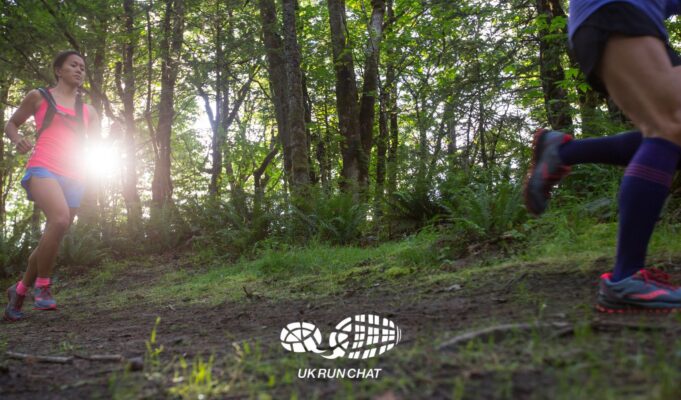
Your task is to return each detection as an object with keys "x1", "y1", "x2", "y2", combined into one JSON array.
[{"x1": 2, "y1": 265, "x2": 679, "y2": 399}]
